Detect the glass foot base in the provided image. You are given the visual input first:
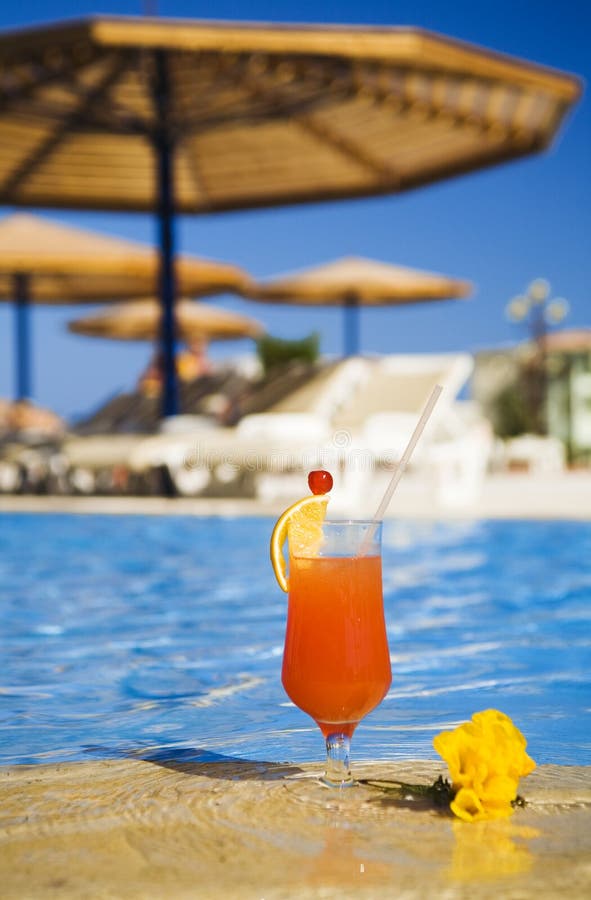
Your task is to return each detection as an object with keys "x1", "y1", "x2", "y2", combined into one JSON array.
[
  {"x1": 319, "y1": 773, "x2": 356, "y2": 788},
  {"x1": 322, "y1": 732, "x2": 355, "y2": 788}
]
